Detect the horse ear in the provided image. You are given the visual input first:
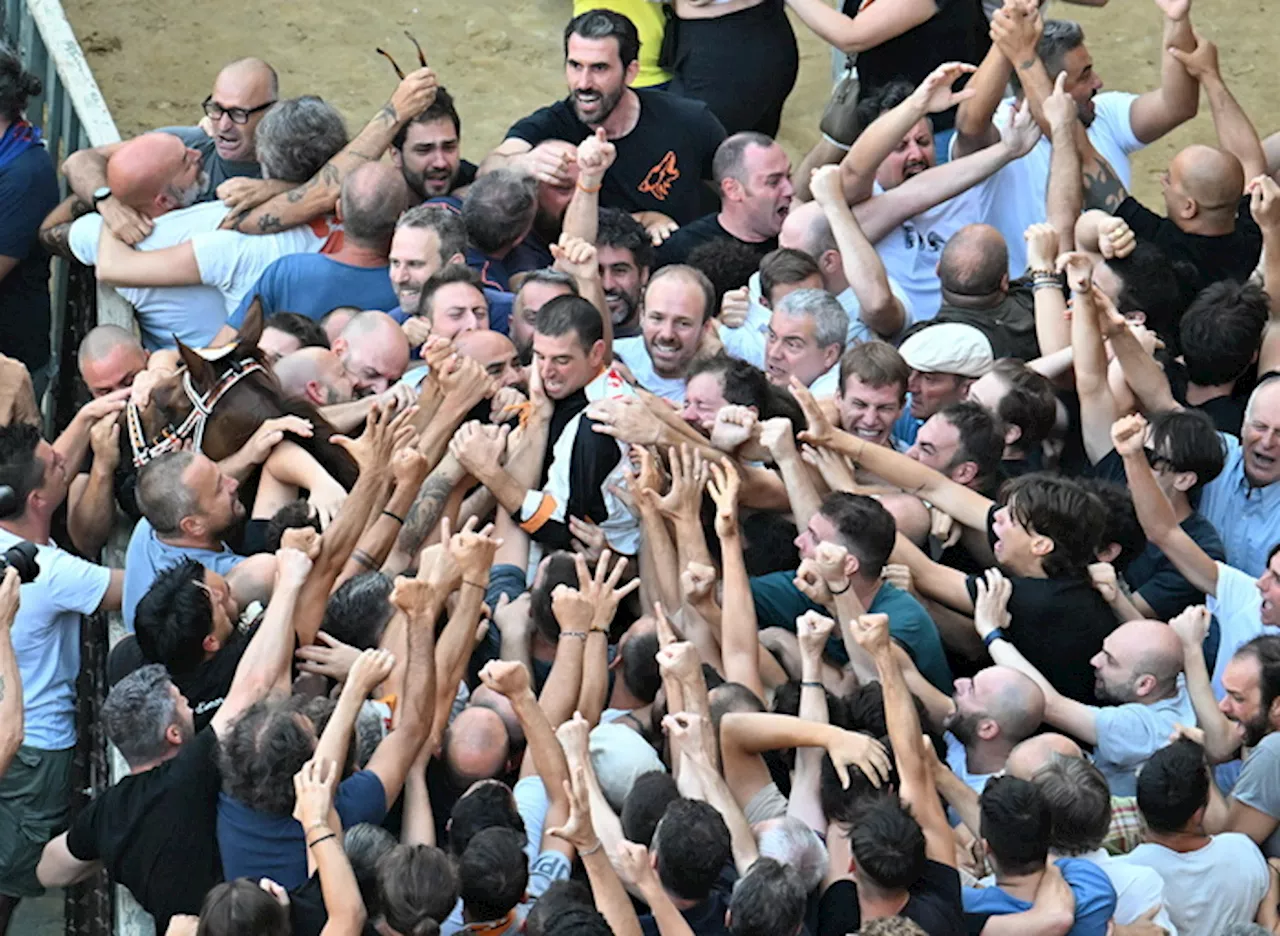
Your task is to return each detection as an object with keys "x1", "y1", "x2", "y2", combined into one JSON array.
[
  {"x1": 176, "y1": 339, "x2": 216, "y2": 389},
  {"x1": 235, "y1": 298, "x2": 265, "y2": 355}
]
